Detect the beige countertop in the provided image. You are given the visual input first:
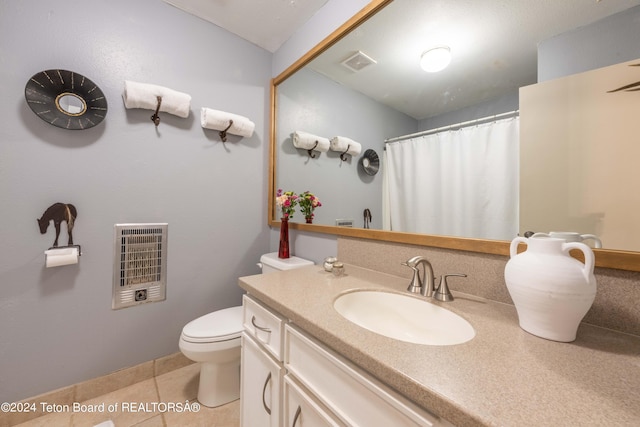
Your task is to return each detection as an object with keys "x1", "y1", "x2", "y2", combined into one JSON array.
[{"x1": 238, "y1": 264, "x2": 640, "y2": 427}]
